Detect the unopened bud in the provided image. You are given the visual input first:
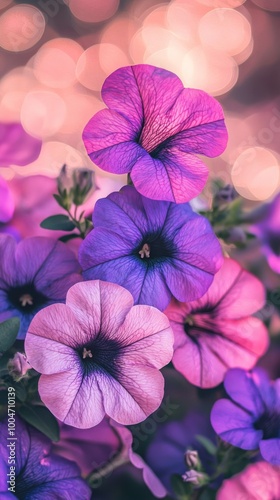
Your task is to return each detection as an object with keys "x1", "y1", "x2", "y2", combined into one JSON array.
[
  {"x1": 72, "y1": 169, "x2": 94, "y2": 205},
  {"x1": 185, "y1": 450, "x2": 199, "y2": 468},
  {"x1": 7, "y1": 352, "x2": 31, "y2": 382},
  {"x1": 214, "y1": 184, "x2": 238, "y2": 206},
  {"x1": 182, "y1": 470, "x2": 207, "y2": 486}
]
